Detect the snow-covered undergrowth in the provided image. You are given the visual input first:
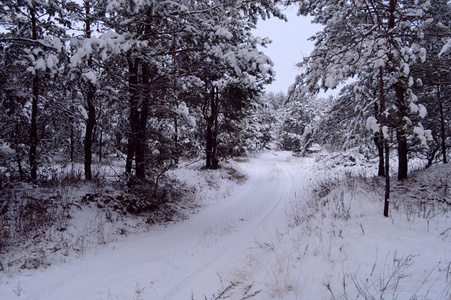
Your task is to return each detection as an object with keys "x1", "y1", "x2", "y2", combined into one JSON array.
[
  {"x1": 0, "y1": 159, "x2": 245, "y2": 275},
  {"x1": 221, "y1": 161, "x2": 451, "y2": 299},
  {"x1": 1, "y1": 151, "x2": 450, "y2": 300}
]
